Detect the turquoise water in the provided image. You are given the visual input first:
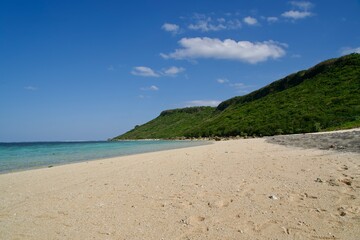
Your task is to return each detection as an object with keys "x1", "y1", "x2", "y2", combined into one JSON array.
[{"x1": 0, "y1": 140, "x2": 208, "y2": 173}]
